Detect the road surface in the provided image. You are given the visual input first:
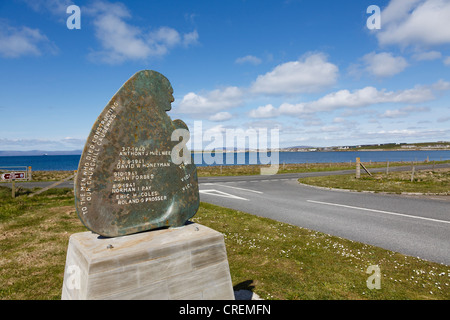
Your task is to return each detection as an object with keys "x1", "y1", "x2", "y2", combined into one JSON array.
[{"x1": 199, "y1": 176, "x2": 450, "y2": 265}]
